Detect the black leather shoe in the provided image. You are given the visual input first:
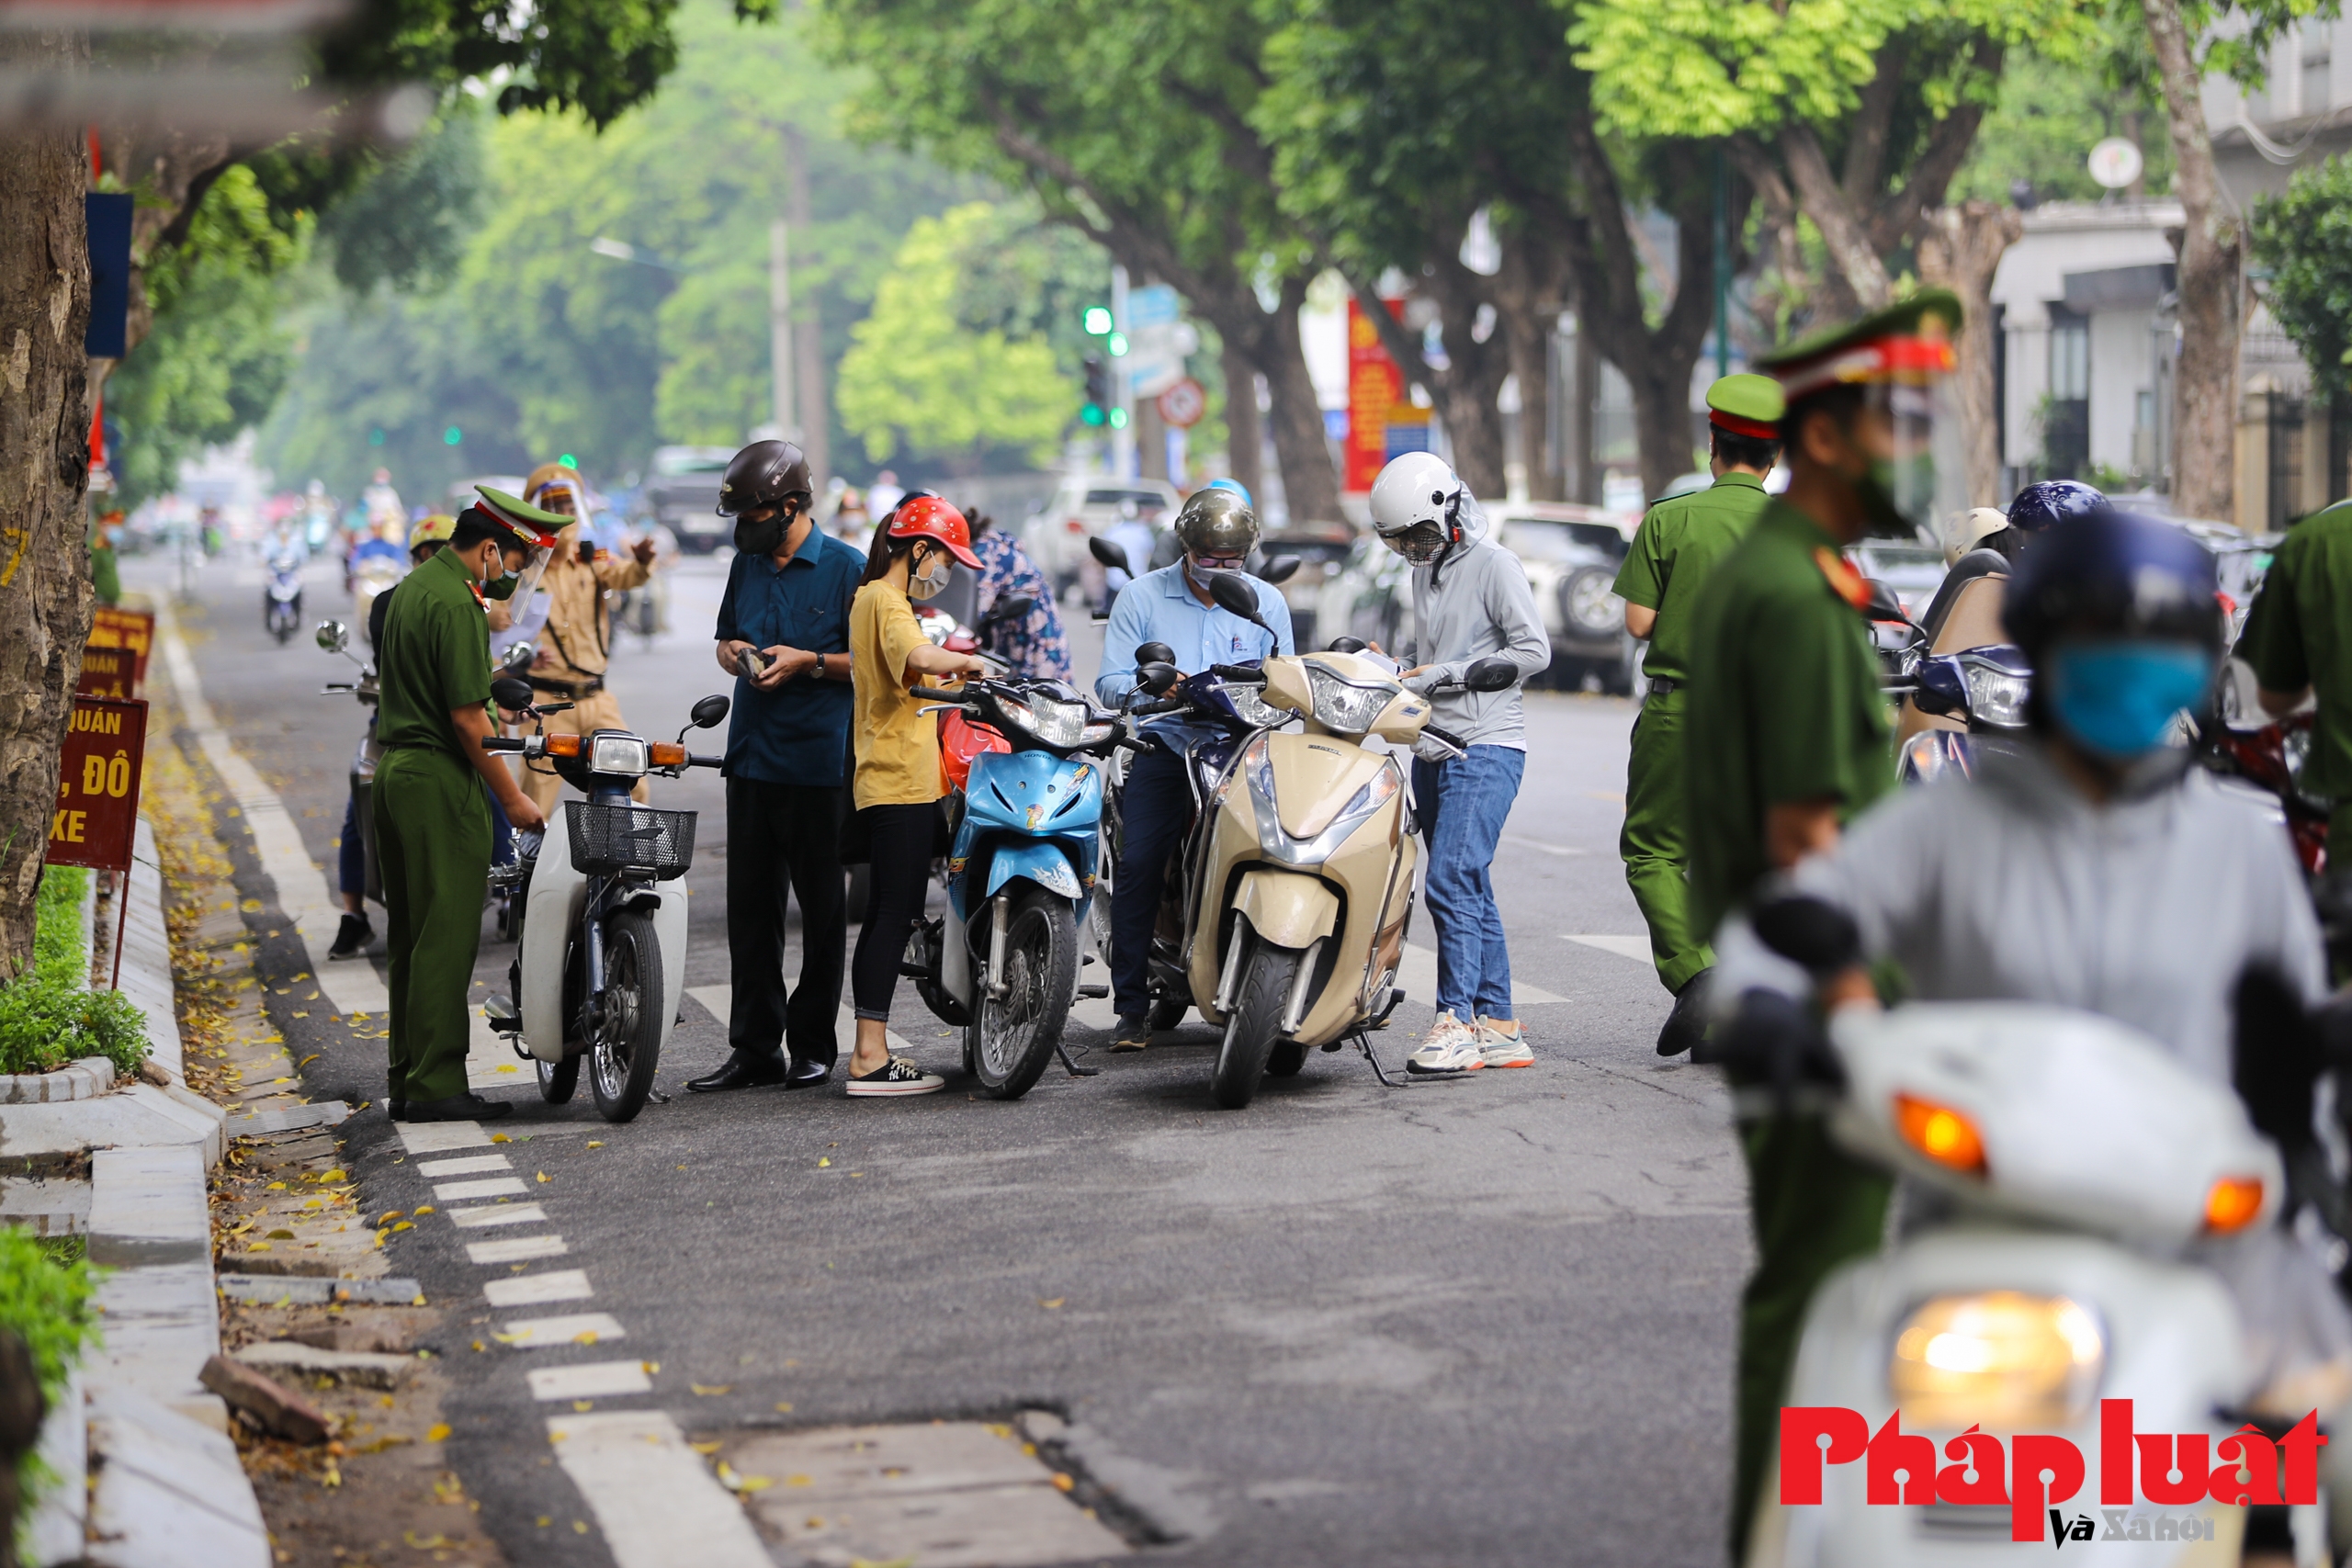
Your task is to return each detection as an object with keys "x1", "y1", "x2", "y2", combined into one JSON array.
[
  {"x1": 1657, "y1": 969, "x2": 1713, "y2": 1058},
  {"x1": 386, "y1": 1100, "x2": 406, "y2": 1122},
  {"x1": 782, "y1": 1058, "x2": 831, "y2": 1089},
  {"x1": 404, "y1": 1092, "x2": 513, "y2": 1122},
  {"x1": 685, "y1": 1052, "x2": 791, "y2": 1093}
]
